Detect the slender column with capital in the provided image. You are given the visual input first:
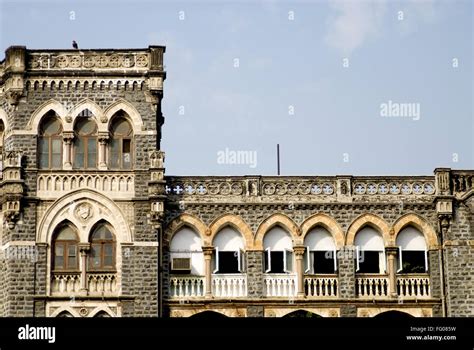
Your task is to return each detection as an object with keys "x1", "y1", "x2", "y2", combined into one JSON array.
[
  {"x1": 98, "y1": 132, "x2": 109, "y2": 170},
  {"x1": 78, "y1": 243, "x2": 90, "y2": 294},
  {"x1": 293, "y1": 246, "x2": 306, "y2": 298},
  {"x1": 385, "y1": 246, "x2": 398, "y2": 298},
  {"x1": 62, "y1": 131, "x2": 74, "y2": 170},
  {"x1": 202, "y1": 246, "x2": 214, "y2": 298}
]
